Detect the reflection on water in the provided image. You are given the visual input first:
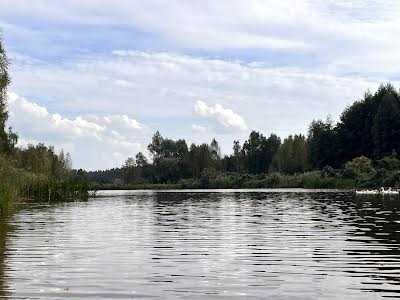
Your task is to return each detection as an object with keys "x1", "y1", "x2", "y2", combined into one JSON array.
[{"x1": 0, "y1": 190, "x2": 400, "y2": 299}]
